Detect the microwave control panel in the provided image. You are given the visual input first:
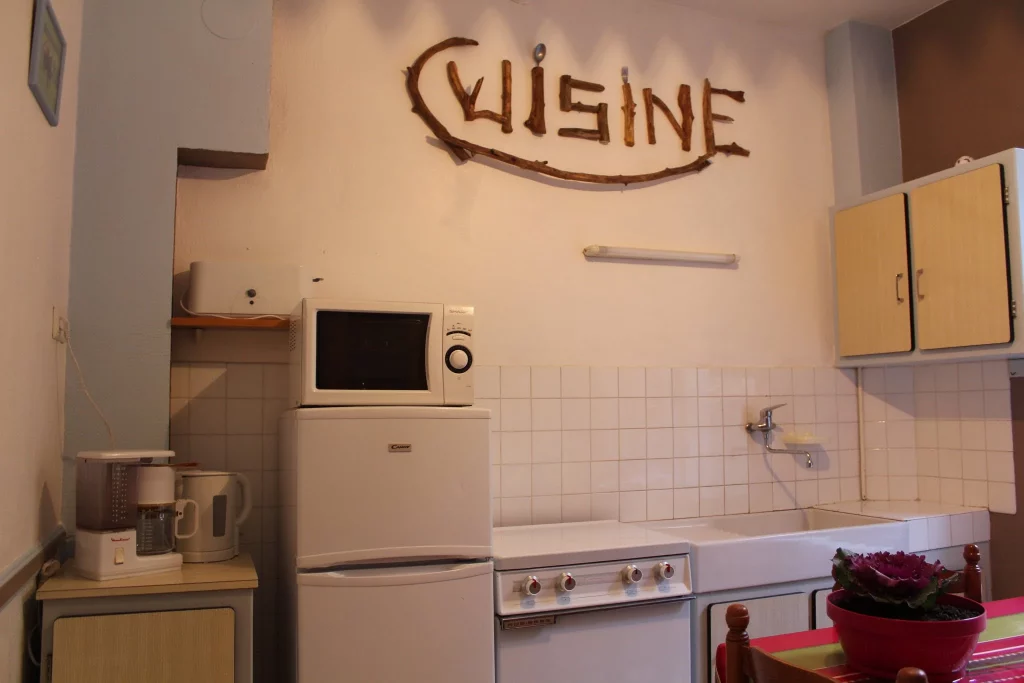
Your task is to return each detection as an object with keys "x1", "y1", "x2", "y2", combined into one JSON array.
[{"x1": 442, "y1": 305, "x2": 474, "y2": 405}]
